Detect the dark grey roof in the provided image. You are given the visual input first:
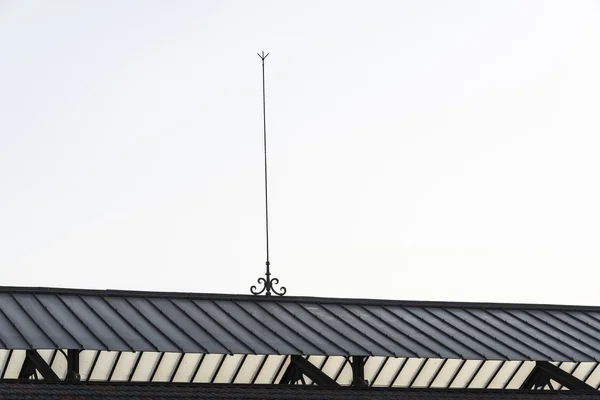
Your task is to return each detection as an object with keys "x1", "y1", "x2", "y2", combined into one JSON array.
[
  {"x1": 1, "y1": 286, "x2": 600, "y2": 362},
  {"x1": 0, "y1": 382, "x2": 599, "y2": 400}
]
